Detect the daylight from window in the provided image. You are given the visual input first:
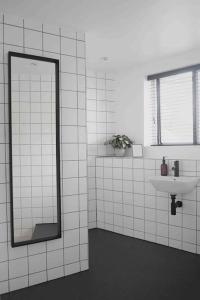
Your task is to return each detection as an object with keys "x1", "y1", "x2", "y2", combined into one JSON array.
[{"x1": 145, "y1": 66, "x2": 200, "y2": 146}]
